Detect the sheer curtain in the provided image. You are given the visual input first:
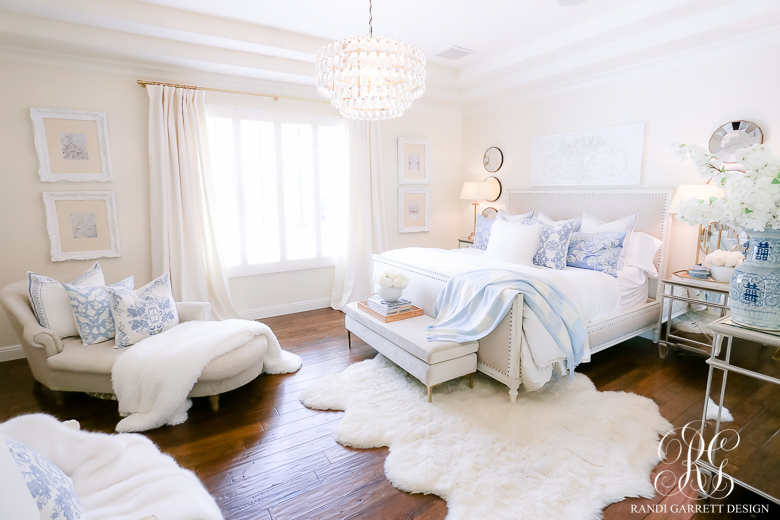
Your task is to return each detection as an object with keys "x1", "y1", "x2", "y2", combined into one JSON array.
[
  {"x1": 331, "y1": 120, "x2": 388, "y2": 309},
  {"x1": 146, "y1": 85, "x2": 240, "y2": 320}
]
